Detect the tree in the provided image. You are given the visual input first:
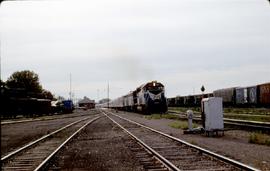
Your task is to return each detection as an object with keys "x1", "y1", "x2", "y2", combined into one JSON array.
[
  {"x1": 6, "y1": 70, "x2": 43, "y2": 94},
  {"x1": 41, "y1": 89, "x2": 54, "y2": 100},
  {"x1": 0, "y1": 79, "x2": 5, "y2": 87}
]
